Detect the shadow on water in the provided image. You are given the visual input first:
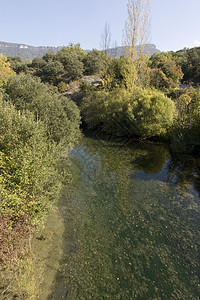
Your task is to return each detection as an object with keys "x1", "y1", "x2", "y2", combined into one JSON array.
[{"x1": 48, "y1": 131, "x2": 200, "y2": 300}]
